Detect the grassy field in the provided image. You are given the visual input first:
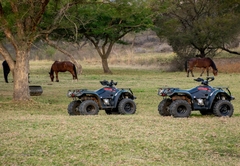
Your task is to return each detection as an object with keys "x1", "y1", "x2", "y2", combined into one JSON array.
[{"x1": 0, "y1": 60, "x2": 240, "y2": 166}]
